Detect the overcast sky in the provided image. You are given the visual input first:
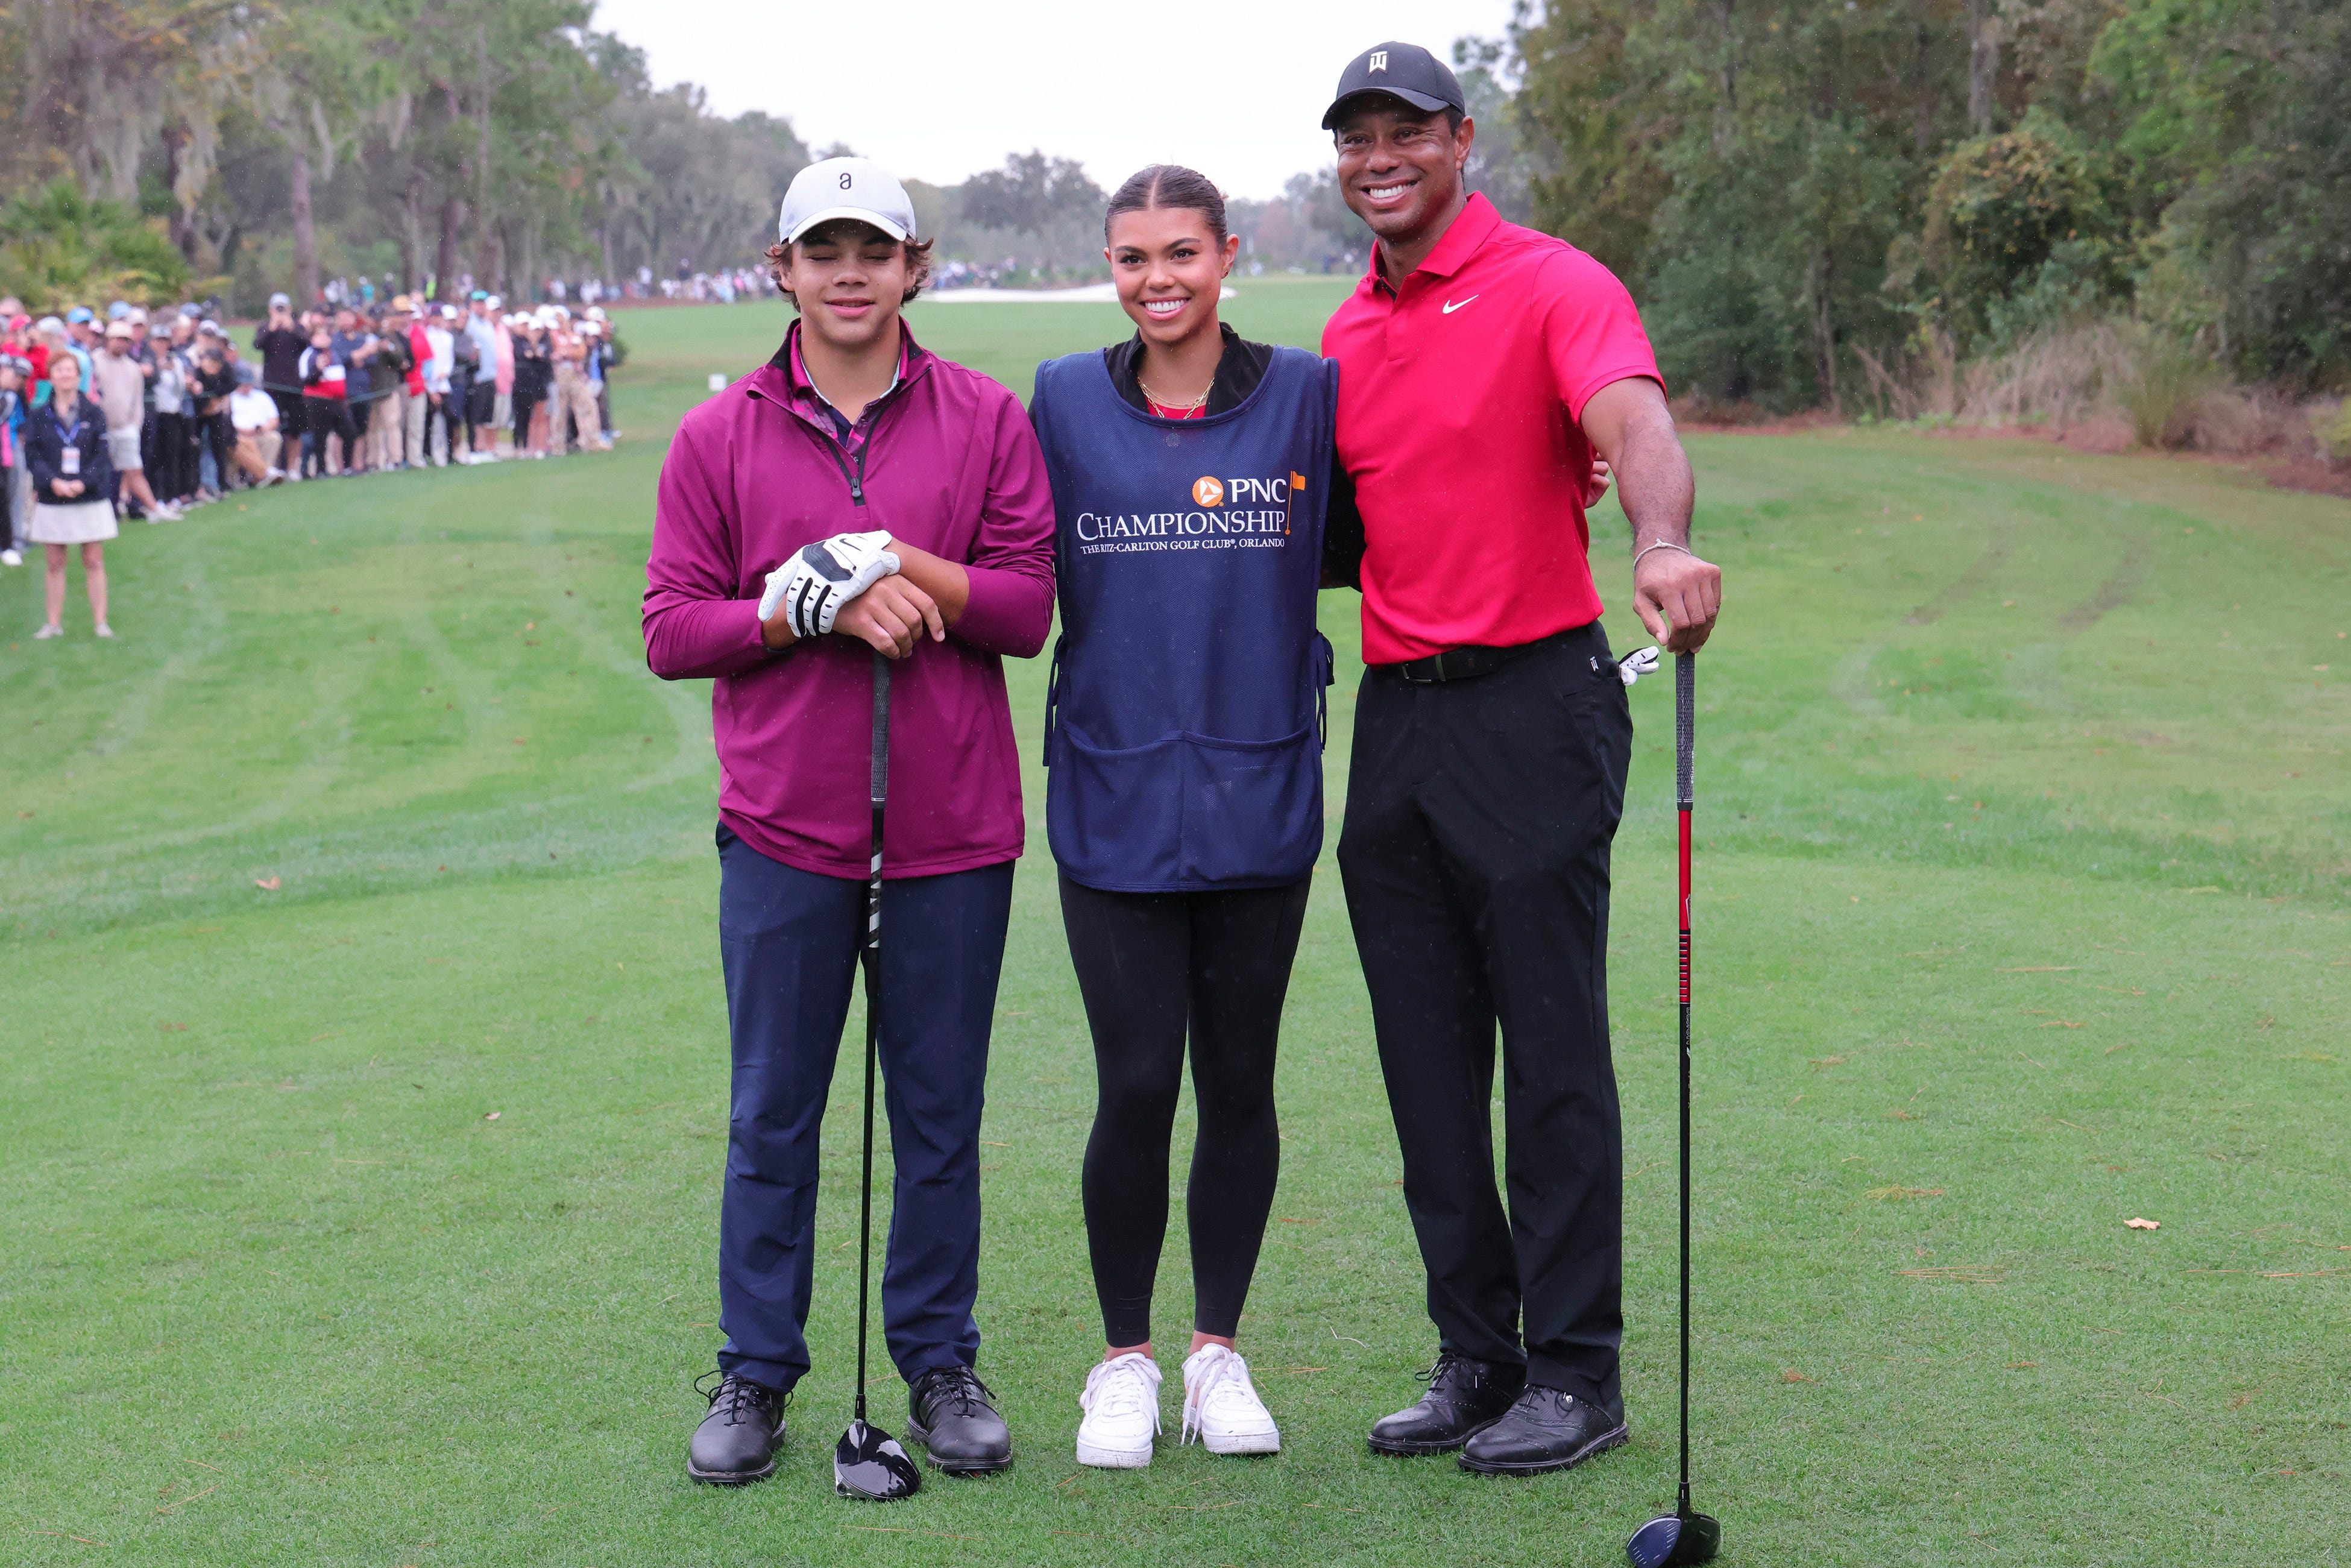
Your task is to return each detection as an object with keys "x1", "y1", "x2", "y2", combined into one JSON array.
[{"x1": 591, "y1": 0, "x2": 1518, "y2": 200}]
